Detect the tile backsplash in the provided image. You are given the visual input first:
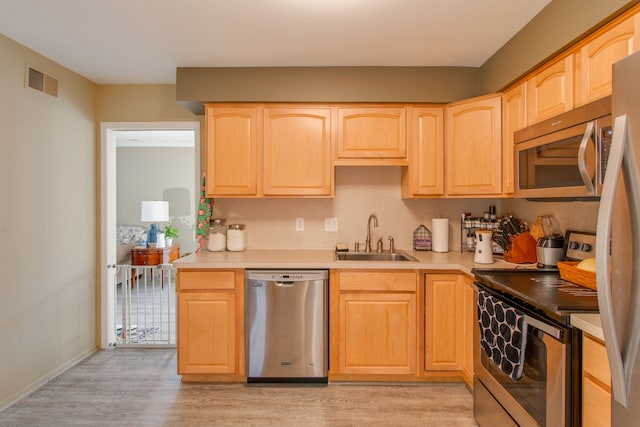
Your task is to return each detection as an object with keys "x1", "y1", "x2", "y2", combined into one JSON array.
[{"x1": 211, "y1": 167, "x2": 599, "y2": 251}]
